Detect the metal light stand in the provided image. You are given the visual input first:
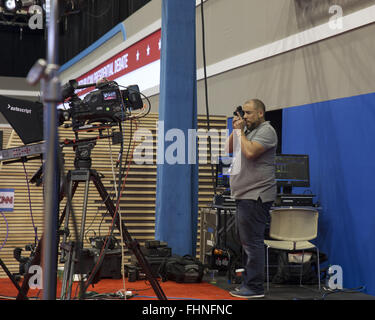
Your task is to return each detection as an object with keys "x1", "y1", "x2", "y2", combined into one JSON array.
[
  {"x1": 26, "y1": 0, "x2": 61, "y2": 300},
  {"x1": 21, "y1": 1, "x2": 166, "y2": 301}
]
